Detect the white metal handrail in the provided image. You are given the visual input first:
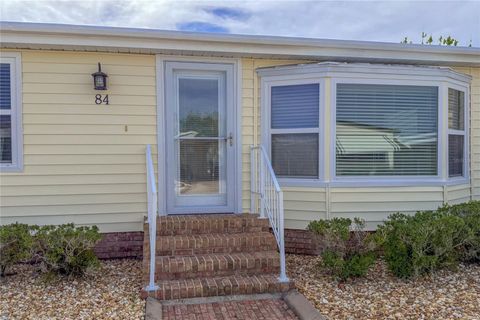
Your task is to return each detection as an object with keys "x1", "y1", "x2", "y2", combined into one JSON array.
[
  {"x1": 145, "y1": 145, "x2": 159, "y2": 291},
  {"x1": 250, "y1": 145, "x2": 288, "y2": 282}
]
